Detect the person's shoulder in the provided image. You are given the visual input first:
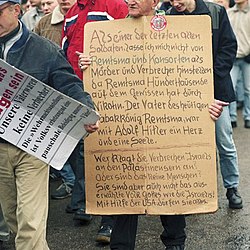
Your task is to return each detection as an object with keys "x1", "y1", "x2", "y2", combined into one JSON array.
[
  {"x1": 227, "y1": 5, "x2": 237, "y2": 14},
  {"x1": 34, "y1": 13, "x2": 52, "y2": 34},
  {"x1": 203, "y1": 0, "x2": 226, "y2": 17},
  {"x1": 104, "y1": 0, "x2": 128, "y2": 17},
  {"x1": 204, "y1": 1, "x2": 224, "y2": 12},
  {"x1": 39, "y1": 12, "x2": 53, "y2": 22},
  {"x1": 29, "y1": 32, "x2": 60, "y2": 50},
  {"x1": 21, "y1": 7, "x2": 37, "y2": 19},
  {"x1": 107, "y1": 0, "x2": 127, "y2": 6},
  {"x1": 101, "y1": 0, "x2": 128, "y2": 11}
]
